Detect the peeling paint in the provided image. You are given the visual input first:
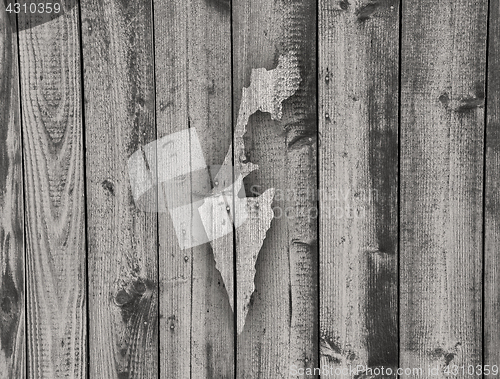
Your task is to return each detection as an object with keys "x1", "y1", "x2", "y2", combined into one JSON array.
[
  {"x1": 209, "y1": 181, "x2": 275, "y2": 334},
  {"x1": 209, "y1": 53, "x2": 300, "y2": 334},
  {"x1": 216, "y1": 52, "x2": 301, "y2": 183},
  {"x1": 234, "y1": 188, "x2": 275, "y2": 334}
]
